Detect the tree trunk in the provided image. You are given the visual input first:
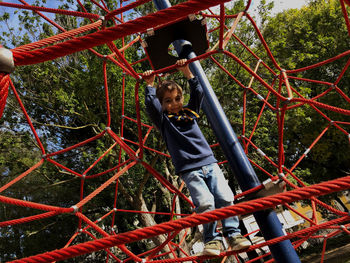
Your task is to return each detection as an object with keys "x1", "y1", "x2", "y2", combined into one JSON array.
[{"x1": 134, "y1": 193, "x2": 175, "y2": 258}]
